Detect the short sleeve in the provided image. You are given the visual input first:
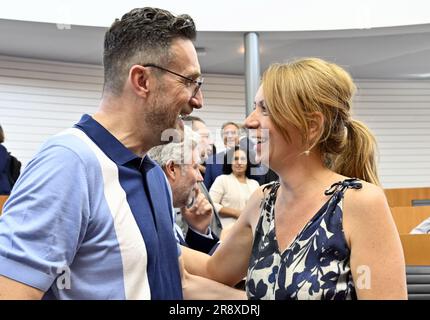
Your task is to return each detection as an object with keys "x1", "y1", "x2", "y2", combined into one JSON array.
[{"x1": 0, "y1": 144, "x2": 90, "y2": 292}]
